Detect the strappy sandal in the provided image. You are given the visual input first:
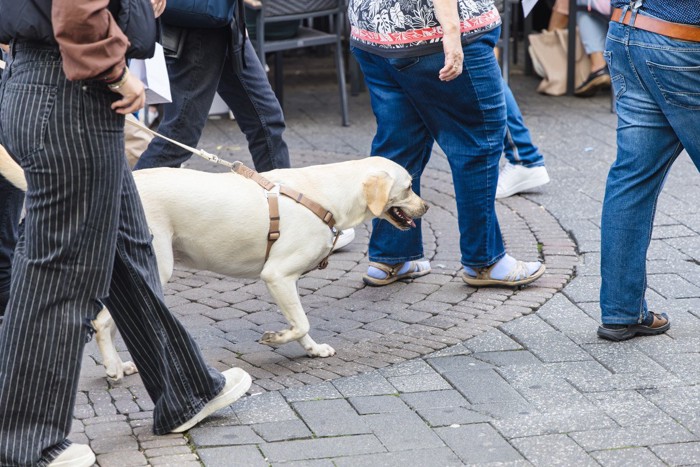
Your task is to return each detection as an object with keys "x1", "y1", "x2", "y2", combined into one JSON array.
[
  {"x1": 462, "y1": 260, "x2": 545, "y2": 287},
  {"x1": 362, "y1": 260, "x2": 431, "y2": 287},
  {"x1": 597, "y1": 312, "x2": 670, "y2": 342}
]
